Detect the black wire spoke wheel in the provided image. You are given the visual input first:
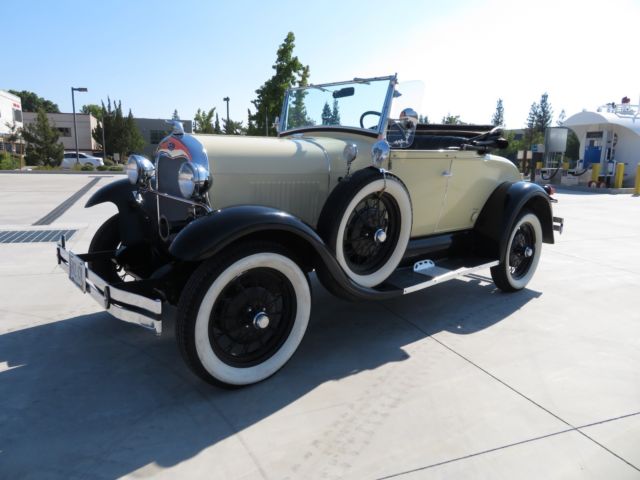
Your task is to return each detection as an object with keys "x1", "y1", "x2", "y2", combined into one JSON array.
[
  {"x1": 208, "y1": 267, "x2": 296, "y2": 368},
  {"x1": 508, "y1": 223, "x2": 535, "y2": 279},
  {"x1": 342, "y1": 192, "x2": 400, "y2": 275},
  {"x1": 490, "y1": 211, "x2": 543, "y2": 293}
]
